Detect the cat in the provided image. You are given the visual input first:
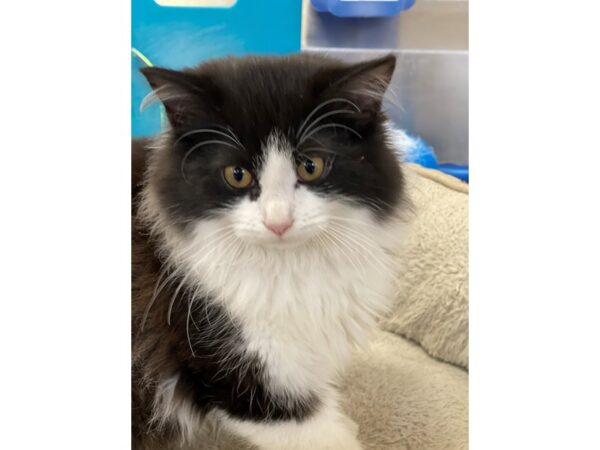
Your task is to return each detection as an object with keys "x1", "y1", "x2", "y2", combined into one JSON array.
[{"x1": 132, "y1": 53, "x2": 405, "y2": 450}]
